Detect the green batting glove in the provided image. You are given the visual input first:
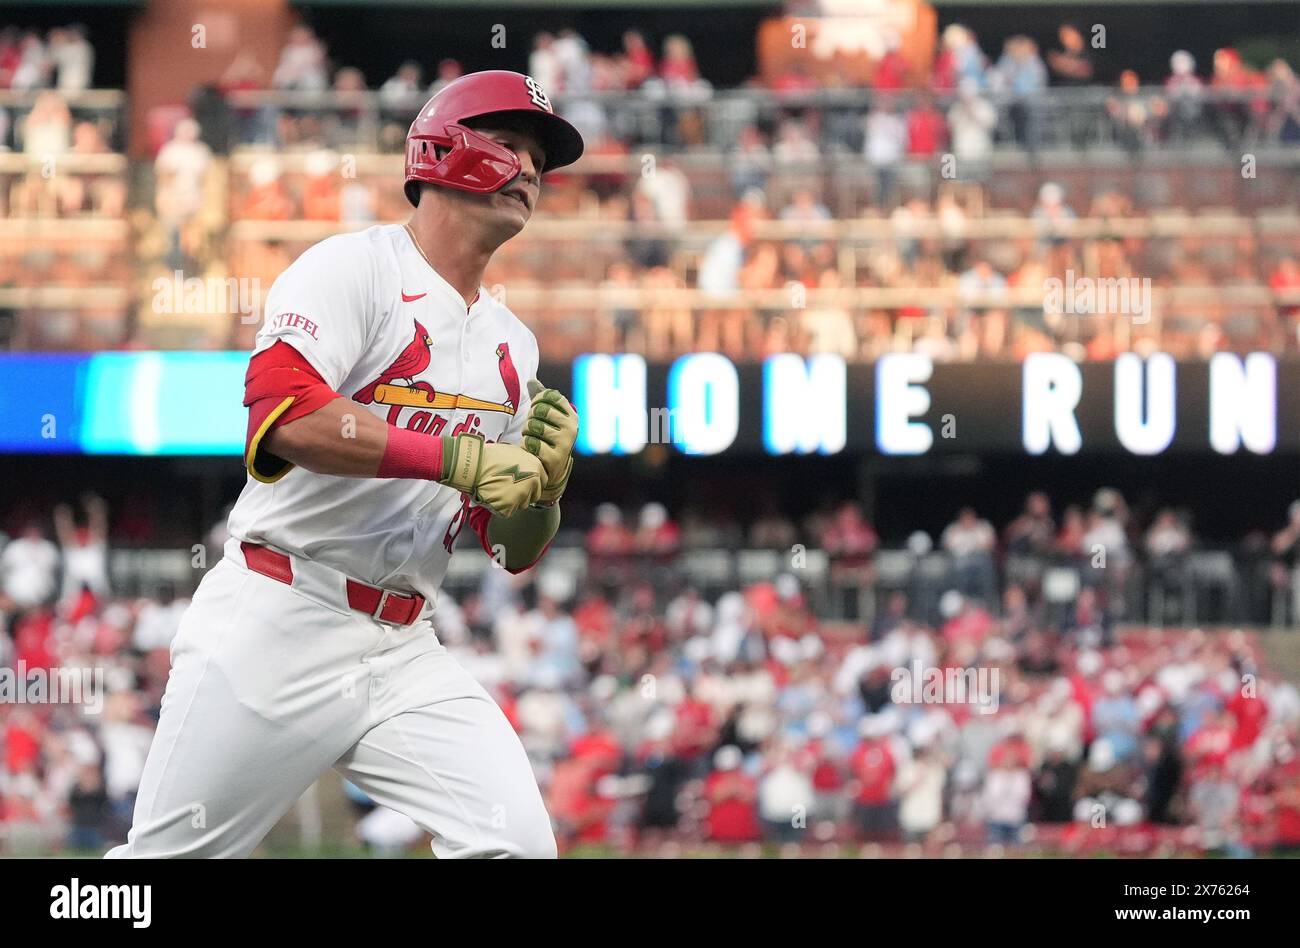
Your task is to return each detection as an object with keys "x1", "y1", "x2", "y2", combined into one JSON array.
[{"x1": 521, "y1": 378, "x2": 577, "y2": 506}]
